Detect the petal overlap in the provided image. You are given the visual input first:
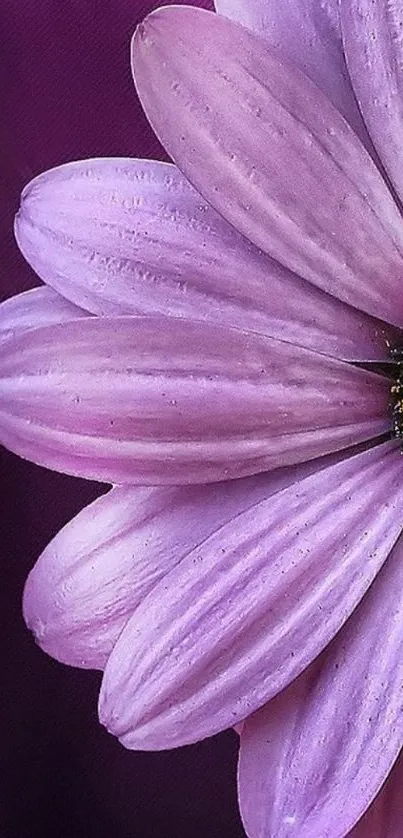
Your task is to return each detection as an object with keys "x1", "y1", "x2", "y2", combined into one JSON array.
[
  {"x1": 0, "y1": 286, "x2": 87, "y2": 340},
  {"x1": 14, "y1": 157, "x2": 396, "y2": 361},
  {"x1": 214, "y1": 0, "x2": 372, "y2": 150},
  {"x1": 132, "y1": 6, "x2": 403, "y2": 327},
  {"x1": 23, "y1": 445, "x2": 373, "y2": 671},
  {"x1": 341, "y1": 0, "x2": 403, "y2": 204},
  {"x1": 98, "y1": 442, "x2": 403, "y2": 750},
  {"x1": 24, "y1": 465, "x2": 318, "y2": 669},
  {"x1": 238, "y1": 537, "x2": 403, "y2": 837}
]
